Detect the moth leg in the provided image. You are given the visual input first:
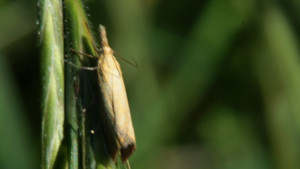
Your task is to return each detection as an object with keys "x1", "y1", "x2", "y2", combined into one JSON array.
[
  {"x1": 65, "y1": 60, "x2": 98, "y2": 71},
  {"x1": 68, "y1": 48, "x2": 99, "y2": 70},
  {"x1": 70, "y1": 48, "x2": 98, "y2": 58}
]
